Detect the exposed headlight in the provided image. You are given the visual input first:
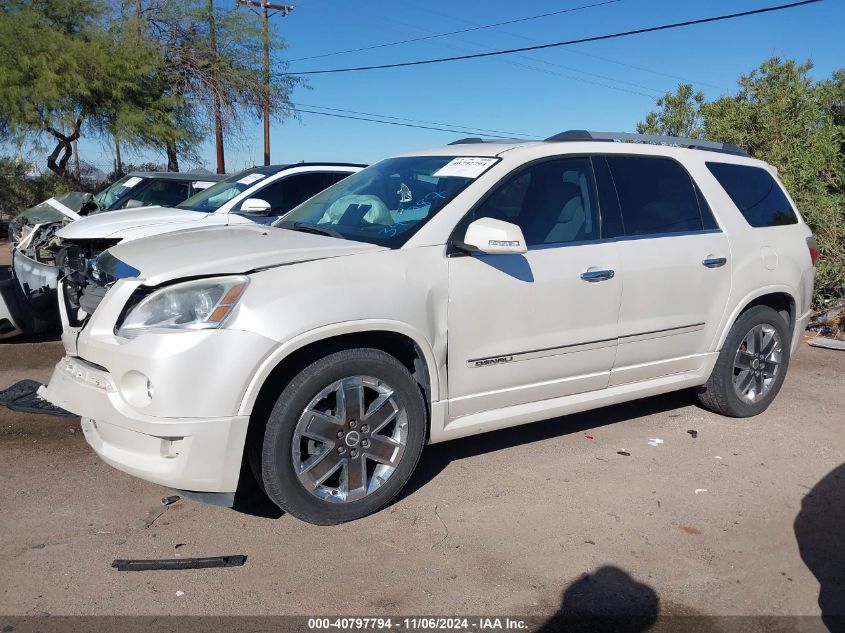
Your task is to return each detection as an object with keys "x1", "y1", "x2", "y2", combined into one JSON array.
[{"x1": 116, "y1": 276, "x2": 249, "y2": 339}]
